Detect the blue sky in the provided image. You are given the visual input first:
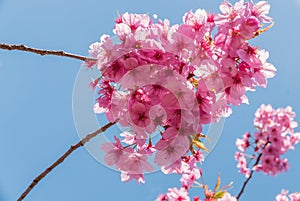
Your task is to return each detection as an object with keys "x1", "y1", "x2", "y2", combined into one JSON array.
[{"x1": 0, "y1": 0, "x2": 300, "y2": 201}]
